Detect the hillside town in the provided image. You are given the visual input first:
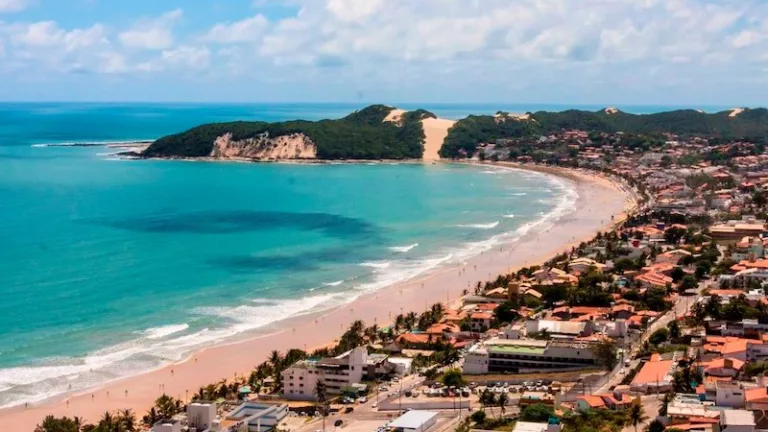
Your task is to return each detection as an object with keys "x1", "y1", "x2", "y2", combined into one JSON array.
[{"x1": 38, "y1": 130, "x2": 768, "y2": 432}]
